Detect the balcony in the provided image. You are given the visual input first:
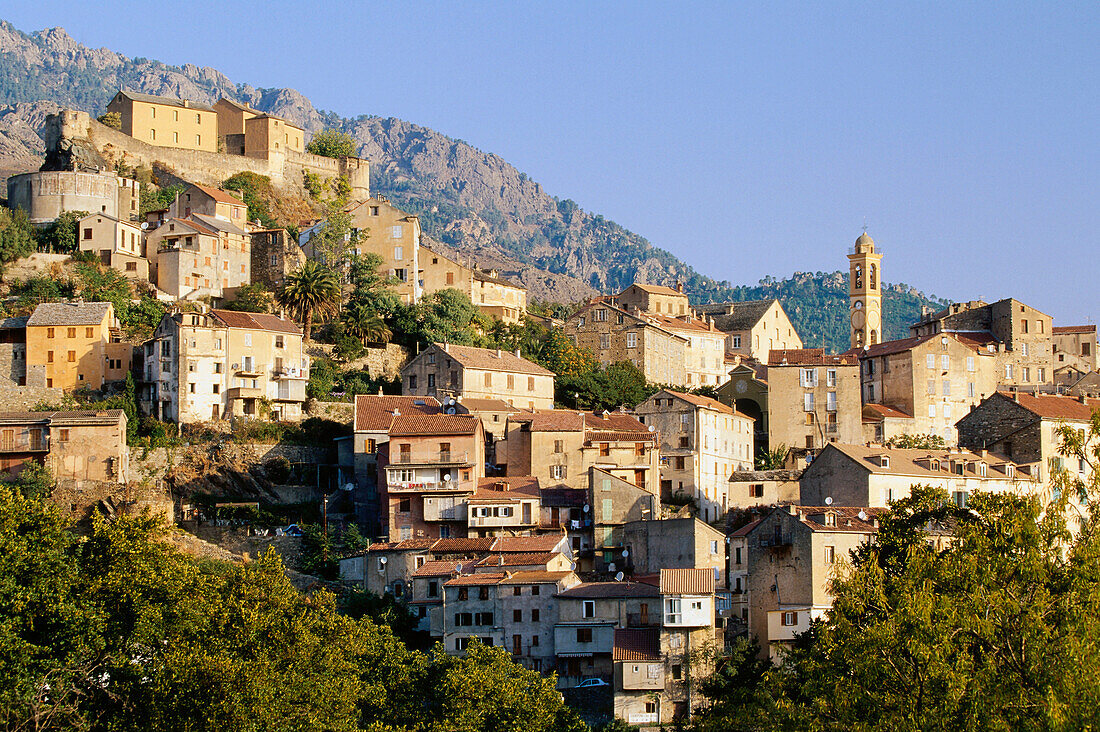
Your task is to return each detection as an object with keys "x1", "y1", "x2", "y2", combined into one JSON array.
[
  {"x1": 393, "y1": 451, "x2": 472, "y2": 467},
  {"x1": 227, "y1": 386, "x2": 263, "y2": 399},
  {"x1": 272, "y1": 366, "x2": 307, "y2": 380},
  {"x1": 233, "y1": 362, "x2": 263, "y2": 378},
  {"x1": 0, "y1": 437, "x2": 48, "y2": 453},
  {"x1": 387, "y1": 479, "x2": 463, "y2": 493}
]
